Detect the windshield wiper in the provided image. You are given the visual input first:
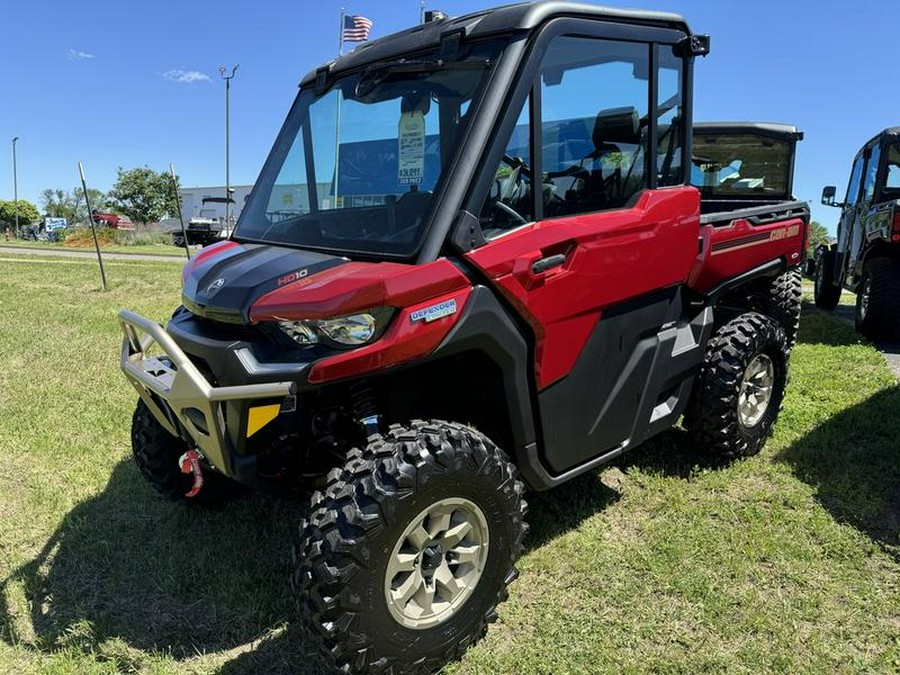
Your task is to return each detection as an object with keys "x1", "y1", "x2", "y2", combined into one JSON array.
[{"x1": 356, "y1": 57, "x2": 490, "y2": 97}]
